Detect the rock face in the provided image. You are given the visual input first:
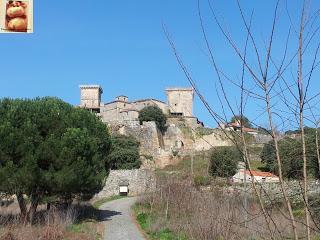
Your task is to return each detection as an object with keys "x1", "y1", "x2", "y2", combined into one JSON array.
[
  {"x1": 120, "y1": 121, "x2": 162, "y2": 156},
  {"x1": 110, "y1": 117, "x2": 234, "y2": 168},
  {"x1": 95, "y1": 169, "x2": 156, "y2": 199}
]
